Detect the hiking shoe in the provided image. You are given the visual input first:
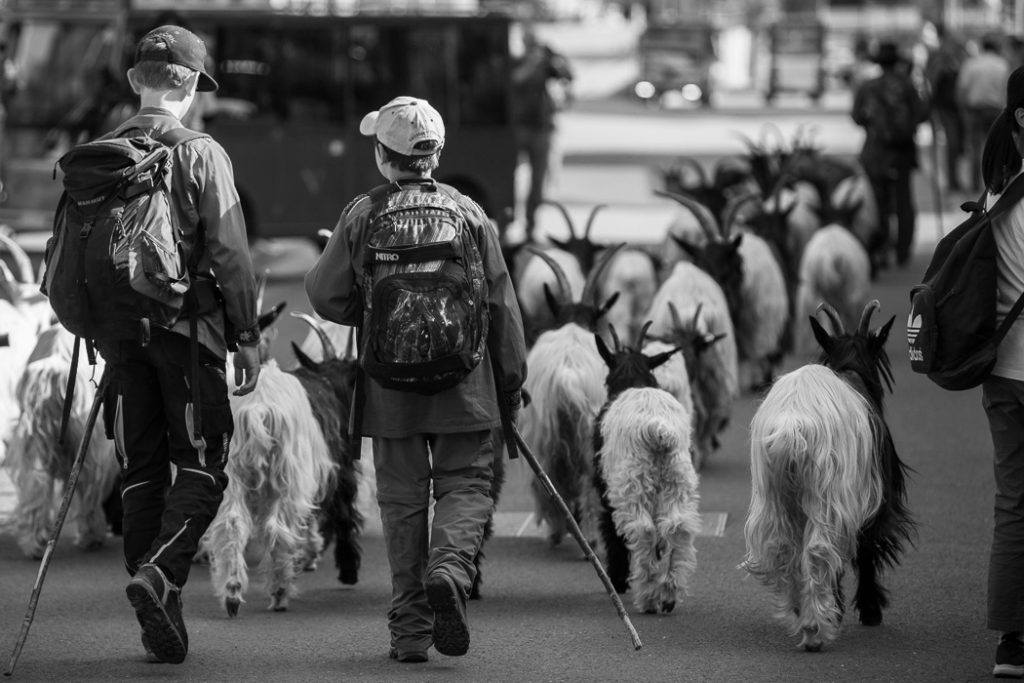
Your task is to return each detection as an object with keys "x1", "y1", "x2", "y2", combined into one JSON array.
[
  {"x1": 425, "y1": 573, "x2": 469, "y2": 656},
  {"x1": 389, "y1": 647, "x2": 429, "y2": 663},
  {"x1": 995, "y1": 633, "x2": 1024, "y2": 678},
  {"x1": 126, "y1": 563, "x2": 188, "y2": 664}
]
